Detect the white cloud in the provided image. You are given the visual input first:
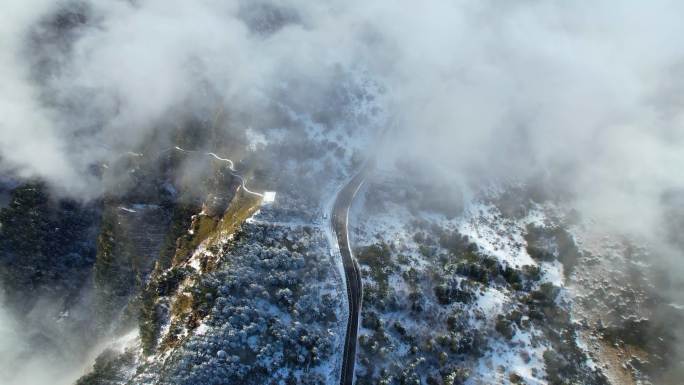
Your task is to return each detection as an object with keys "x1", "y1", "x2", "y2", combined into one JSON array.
[{"x1": 1, "y1": 0, "x2": 683, "y2": 242}]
